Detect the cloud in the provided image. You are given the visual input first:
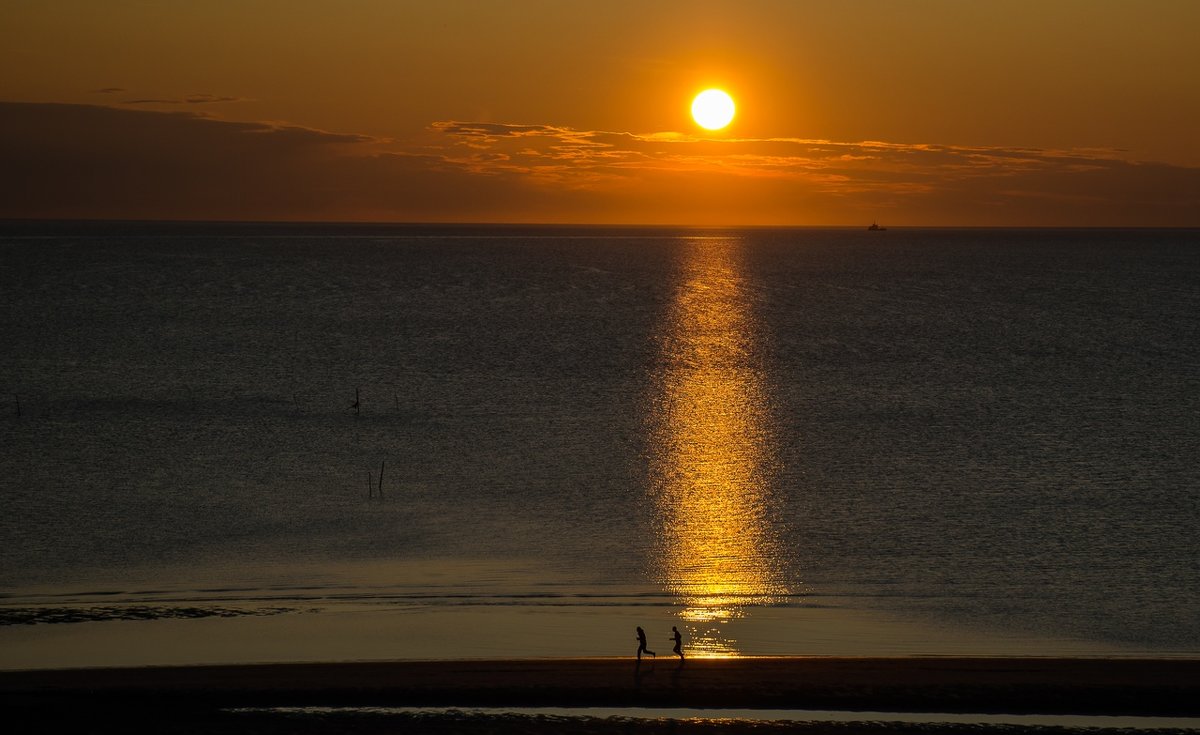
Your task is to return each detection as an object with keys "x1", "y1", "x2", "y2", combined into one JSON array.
[
  {"x1": 428, "y1": 122, "x2": 1107, "y2": 184},
  {"x1": 0, "y1": 101, "x2": 1196, "y2": 225},
  {"x1": 92, "y1": 87, "x2": 126, "y2": 94},
  {"x1": 430, "y1": 121, "x2": 569, "y2": 139},
  {"x1": 0, "y1": 102, "x2": 390, "y2": 221},
  {"x1": 0, "y1": 102, "x2": 556, "y2": 222},
  {"x1": 423, "y1": 121, "x2": 1200, "y2": 224},
  {"x1": 122, "y1": 94, "x2": 246, "y2": 105}
]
